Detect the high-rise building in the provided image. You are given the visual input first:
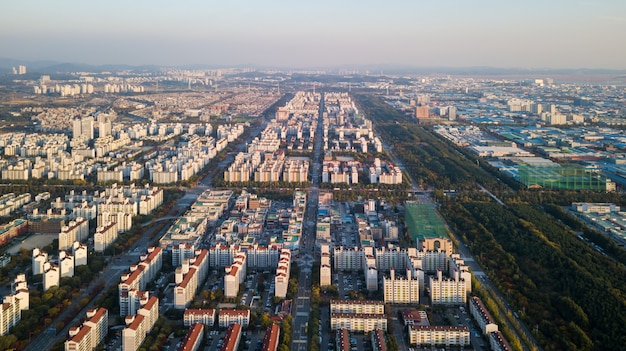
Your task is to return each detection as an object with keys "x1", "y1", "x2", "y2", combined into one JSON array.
[
  {"x1": 416, "y1": 106, "x2": 430, "y2": 119},
  {"x1": 73, "y1": 117, "x2": 95, "y2": 140},
  {"x1": 13, "y1": 65, "x2": 26, "y2": 75},
  {"x1": 448, "y1": 106, "x2": 457, "y2": 121}
]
